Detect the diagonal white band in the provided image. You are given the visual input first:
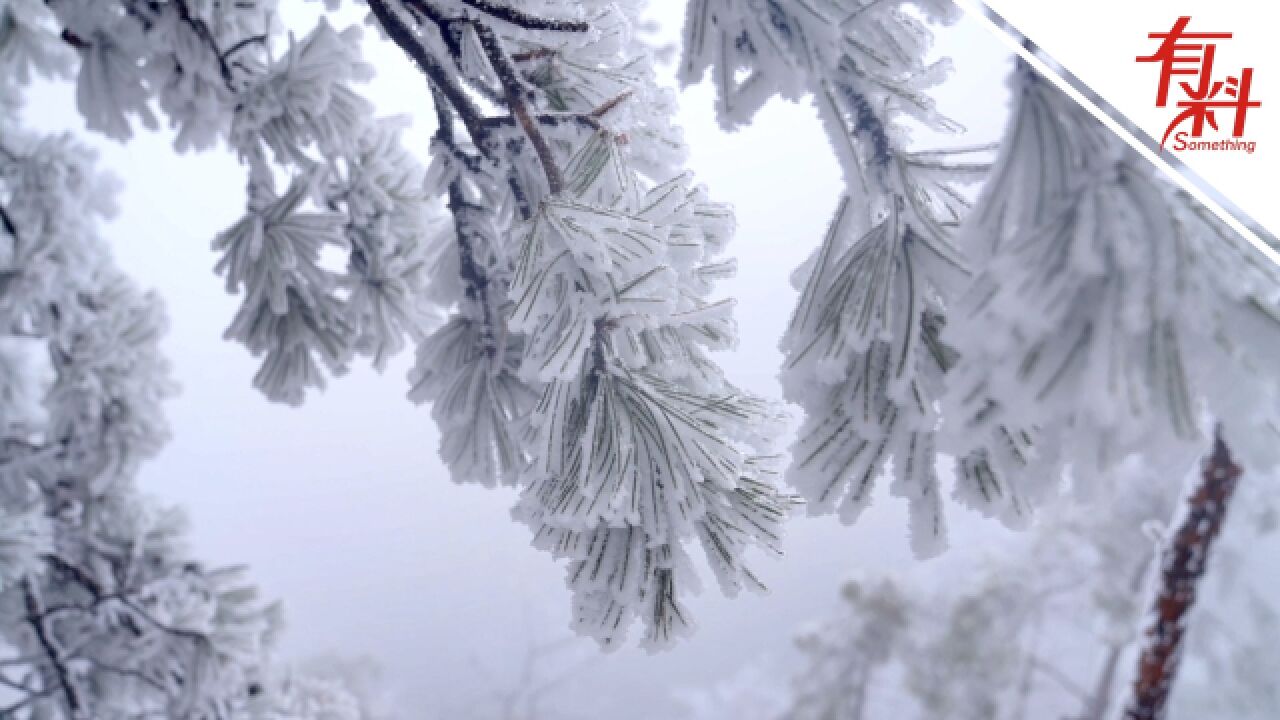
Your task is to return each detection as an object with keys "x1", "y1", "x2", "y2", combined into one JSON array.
[{"x1": 955, "y1": 0, "x2": 1280, "y2": 267}]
